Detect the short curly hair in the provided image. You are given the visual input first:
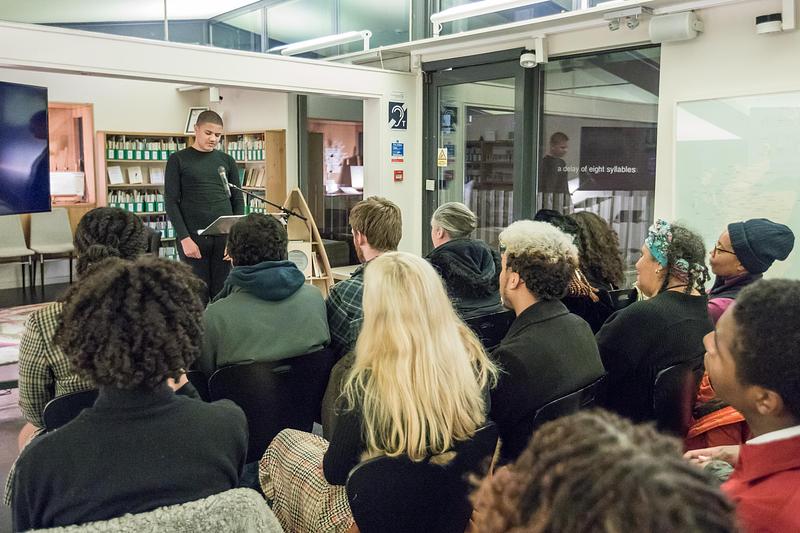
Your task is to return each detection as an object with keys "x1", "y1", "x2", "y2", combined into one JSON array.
[
  {"x1": 74, "y1": 207, "x2": 148, "y2": 276},
  {"x1": 471, "y1": 410, "x2": 736, "y2": 533},
  {"x1": 499, "y1": 220, "x2": 578, "y2": 300},
  {"x1": 227, "y1": 213, "x2": 288, "y2": 265},
  {"x1": 55, "y1": 257, "x2": 205, "y2": 390},
  {"x1": 658, "y1": 223, "x2": 710, "y2": 294},
  {"x1": 731, "y1": 279, "x2": 800, "y2": 419},
  {"x1": 571, "y1": 211, "x2": 625, "y2": 288}
]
